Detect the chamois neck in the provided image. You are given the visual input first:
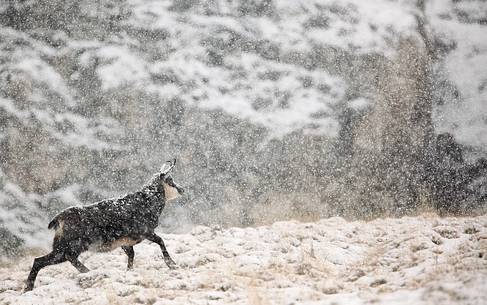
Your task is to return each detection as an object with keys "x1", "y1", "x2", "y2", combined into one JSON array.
[{"x1": 141, "y1": 174, "x2": 164, "y2": 197}]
